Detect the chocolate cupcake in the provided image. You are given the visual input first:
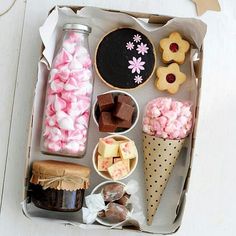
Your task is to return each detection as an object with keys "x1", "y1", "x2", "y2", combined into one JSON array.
[{"x1": 95, "y1": 28, "x2": 156, "y2": 90}]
